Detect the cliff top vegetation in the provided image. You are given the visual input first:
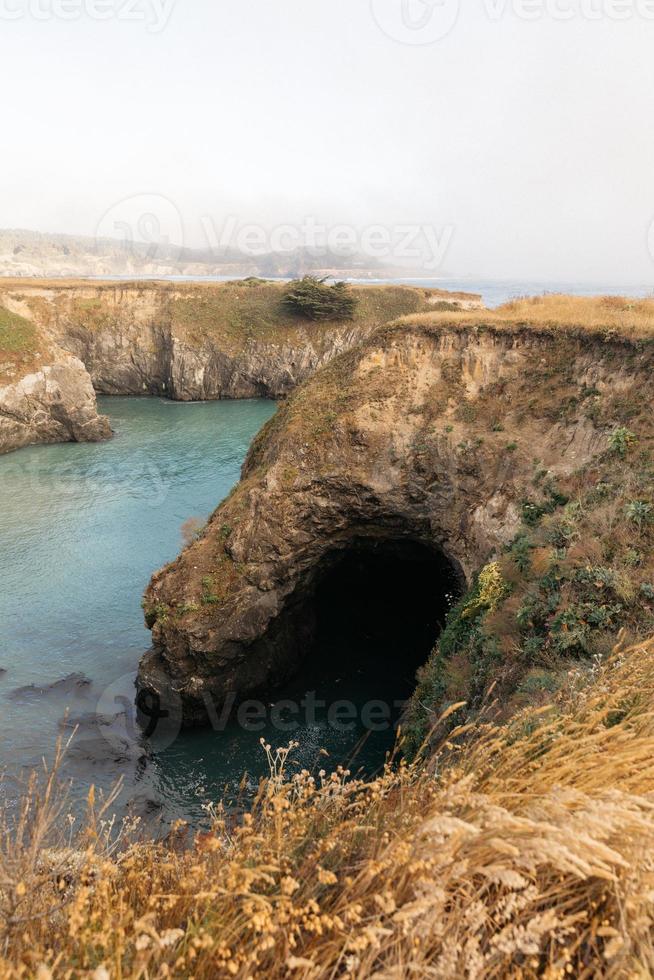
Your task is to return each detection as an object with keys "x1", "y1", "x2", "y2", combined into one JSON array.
[
  {"x1": 399, "y1": 293, "x2": 654, "y2": 340},
  {"x1": 0, "y1": 279, "x2": 481, "y2": 359},
  {"x1": 282, "y1": 277, "x2": 357, "y2": 321},
  {"x1": 0, "y1": 306, "x2": 48, "y2": 385}
]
